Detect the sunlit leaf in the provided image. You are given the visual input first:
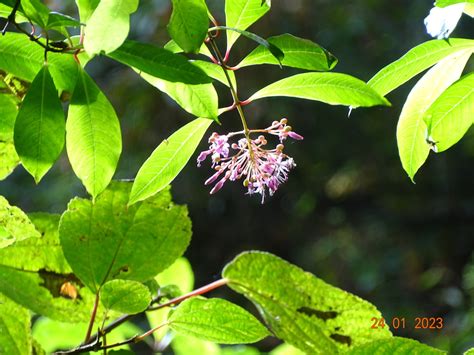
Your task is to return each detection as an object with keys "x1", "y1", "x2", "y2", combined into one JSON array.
[
  {"x1": 368, "y1": 39, "x2": 474, "y2": 96},
  {"x1": 225, "y1": 0, "x2": 271, "y2": 51},
  {"x1": 168, "y1": 297, "x2": 270, "y2": 344},
  {"x1": 46, "y1": 12, "x2": 81, "y2": 29},
  {"x1": 0, "y1": 94, "x2": 19, "y2": 180},
  {"x1": 435, "y1": 0, "x2": 474, "y2": 7},
  {"x1": 270, "y1": 343, "x2": 305, "y2": 355},
  {"x1": 129, "y1": 118, "x2": 212, "y2": 205},
  {"x1": 172, "y1": 334, "x2": 221, "y2": 355},
  {"x1": 397, "y1": 50, "x2": 471, "y2": 180},
  {"x1": 0, "y1": 295, "x2": 31, "y2": 355},
  {"x1": 424, "y1": 72, "x2": 474, "y2": 152},
  {"x1": 223, "y1": 251, "x2": 392, "y2": 353},
  {"x1": 32, "y1": 317, "x2": 141, "y2": 353},
  {"x1": 20, "y1": 0, "x2": 49, "y2": 28},
  {"x1": 0, "y1": 196, "x2": 40, "y2": 248},
  {"x1": 0, "y1": 33, "x2": 79, "y2": 93},
  {"x1": 164, "y1": 39, "x2": 213, "y2": 58},
  {"x1": 348, "y1": 337, "x2": 445, "y2": 354},
  {"x1": 237, "y1": 33, "x2": 337, "y2": 71},
  {"x1": 248, "y1": 73, "x2": 390, "y2": 108},
  {"x1": 14, "y1": 65, "x2": 65, "y2": 183},
  {"x1": 66, "y1": 67, "x2": 122, "y2": 198},
  {"x1": 167, "y1": 0, "x2": 209, "y2": 53},
  {"x1": 101, "y1": 279, "x2": 151, "y2": 314},
  {"x1": 84, "y1": 0, "x2": 139, "y2": 56},
  {"x1": 59, "y1": 182, "x2": 192, "y2": 292},
  {"x1": 191, "y1": 60, "x2": 237, "y2": 88},
  {"x1": 75, "y1": 0, "x2": 100, "y2": 22},
  {"x1": 0, "y1": 213, "x2": 97, "y2": 322},
  {"x1": 108, "y1": 41, "x2": 218, "y2": 119}
]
